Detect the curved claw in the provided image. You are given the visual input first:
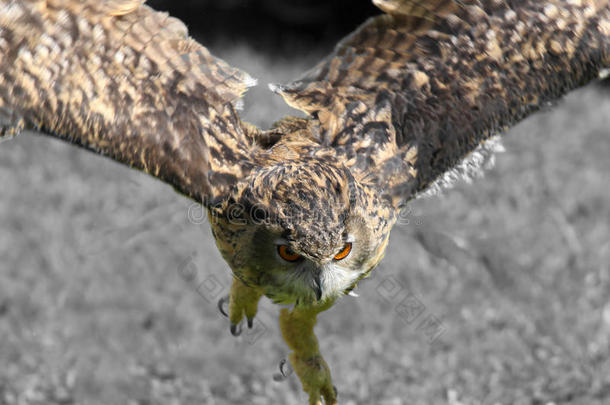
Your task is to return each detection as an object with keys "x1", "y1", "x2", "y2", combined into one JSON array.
[
  {"x1": 230, "y1": 322, "x2": 242, "y2": 336},
  {"x1": 272, "y1": 358, "x2": 293, "y2": 382},
  {"x1": 217, "y1": 295, "x2": 229, "y2": 318}
]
